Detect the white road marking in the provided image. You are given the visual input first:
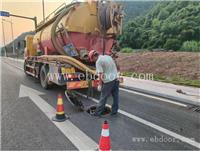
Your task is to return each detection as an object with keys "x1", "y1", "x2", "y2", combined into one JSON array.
[
  {"x1": 2, "y1": 58, "x2": 24, "y2": 71},
  {"x1": 4, "y1": 58, "x2": 200, "y2": 149},
  {"x1": 5, "y1": 62, "x2": 24, "y2": 71},
  {"x1": 4, "y1": 58, "x2": 188, "y2": 107},
  {"x1": 19, "y1": 85, "x2": 98, "y2": 150},
  {"x1": 76, "y1": 92, "x2": 200, "y2": 149},
  {"x1": 120, "y1": 87, "x2": 188, "y2": 107},
  {"x1": 4, "y1": 61, "x2": 24, "y2": 71},
  {"x1": 7, "y1": 57, "x2": 24, "y2": 63}
]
